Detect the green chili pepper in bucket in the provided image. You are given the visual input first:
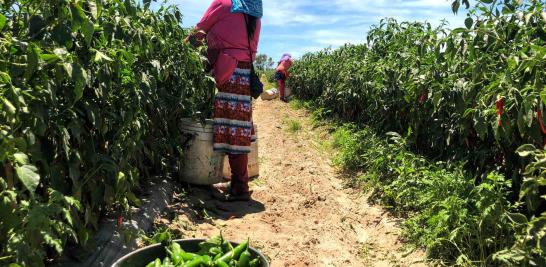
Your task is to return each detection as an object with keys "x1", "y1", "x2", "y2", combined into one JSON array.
[
  {"x1": 237, "y1": 250, "x2": 251, "y2": 267},
  {"x1": 143, "y1": 237, "x2": 264, "y2": 267},
  {"x1": 213, "y1": 252, "x2": 223, "y2": 261},
  {"x1": 221, "y1": 240, "x2": 234, "y2": 253},
  {"x1": 145, "y1": 261, "x2": 152, "y2": 267},
  {"x1": 181, "y1": 252, "x2": 200, "y2": 261},
  {"x1": 215, "y1": 240, "x2": 249, "y2": 264},
  {"x1": 183, "y1": 256, "x2": 204, "y2": 267},
  {"x1": 202, "y1": 255, "x2": 213, "y2": 266},
  {"x1": 145, "y1": 258, "x2": 161, "y2": 267}
]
